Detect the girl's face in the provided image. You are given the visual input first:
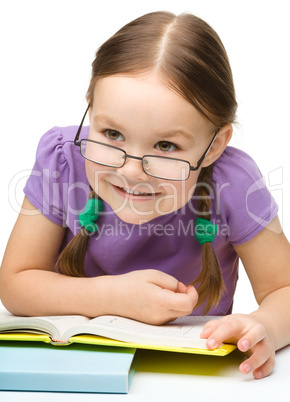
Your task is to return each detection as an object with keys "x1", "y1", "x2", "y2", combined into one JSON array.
[{"x1": 86, "y1": 72, "x2": 216, "y2": 224}]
